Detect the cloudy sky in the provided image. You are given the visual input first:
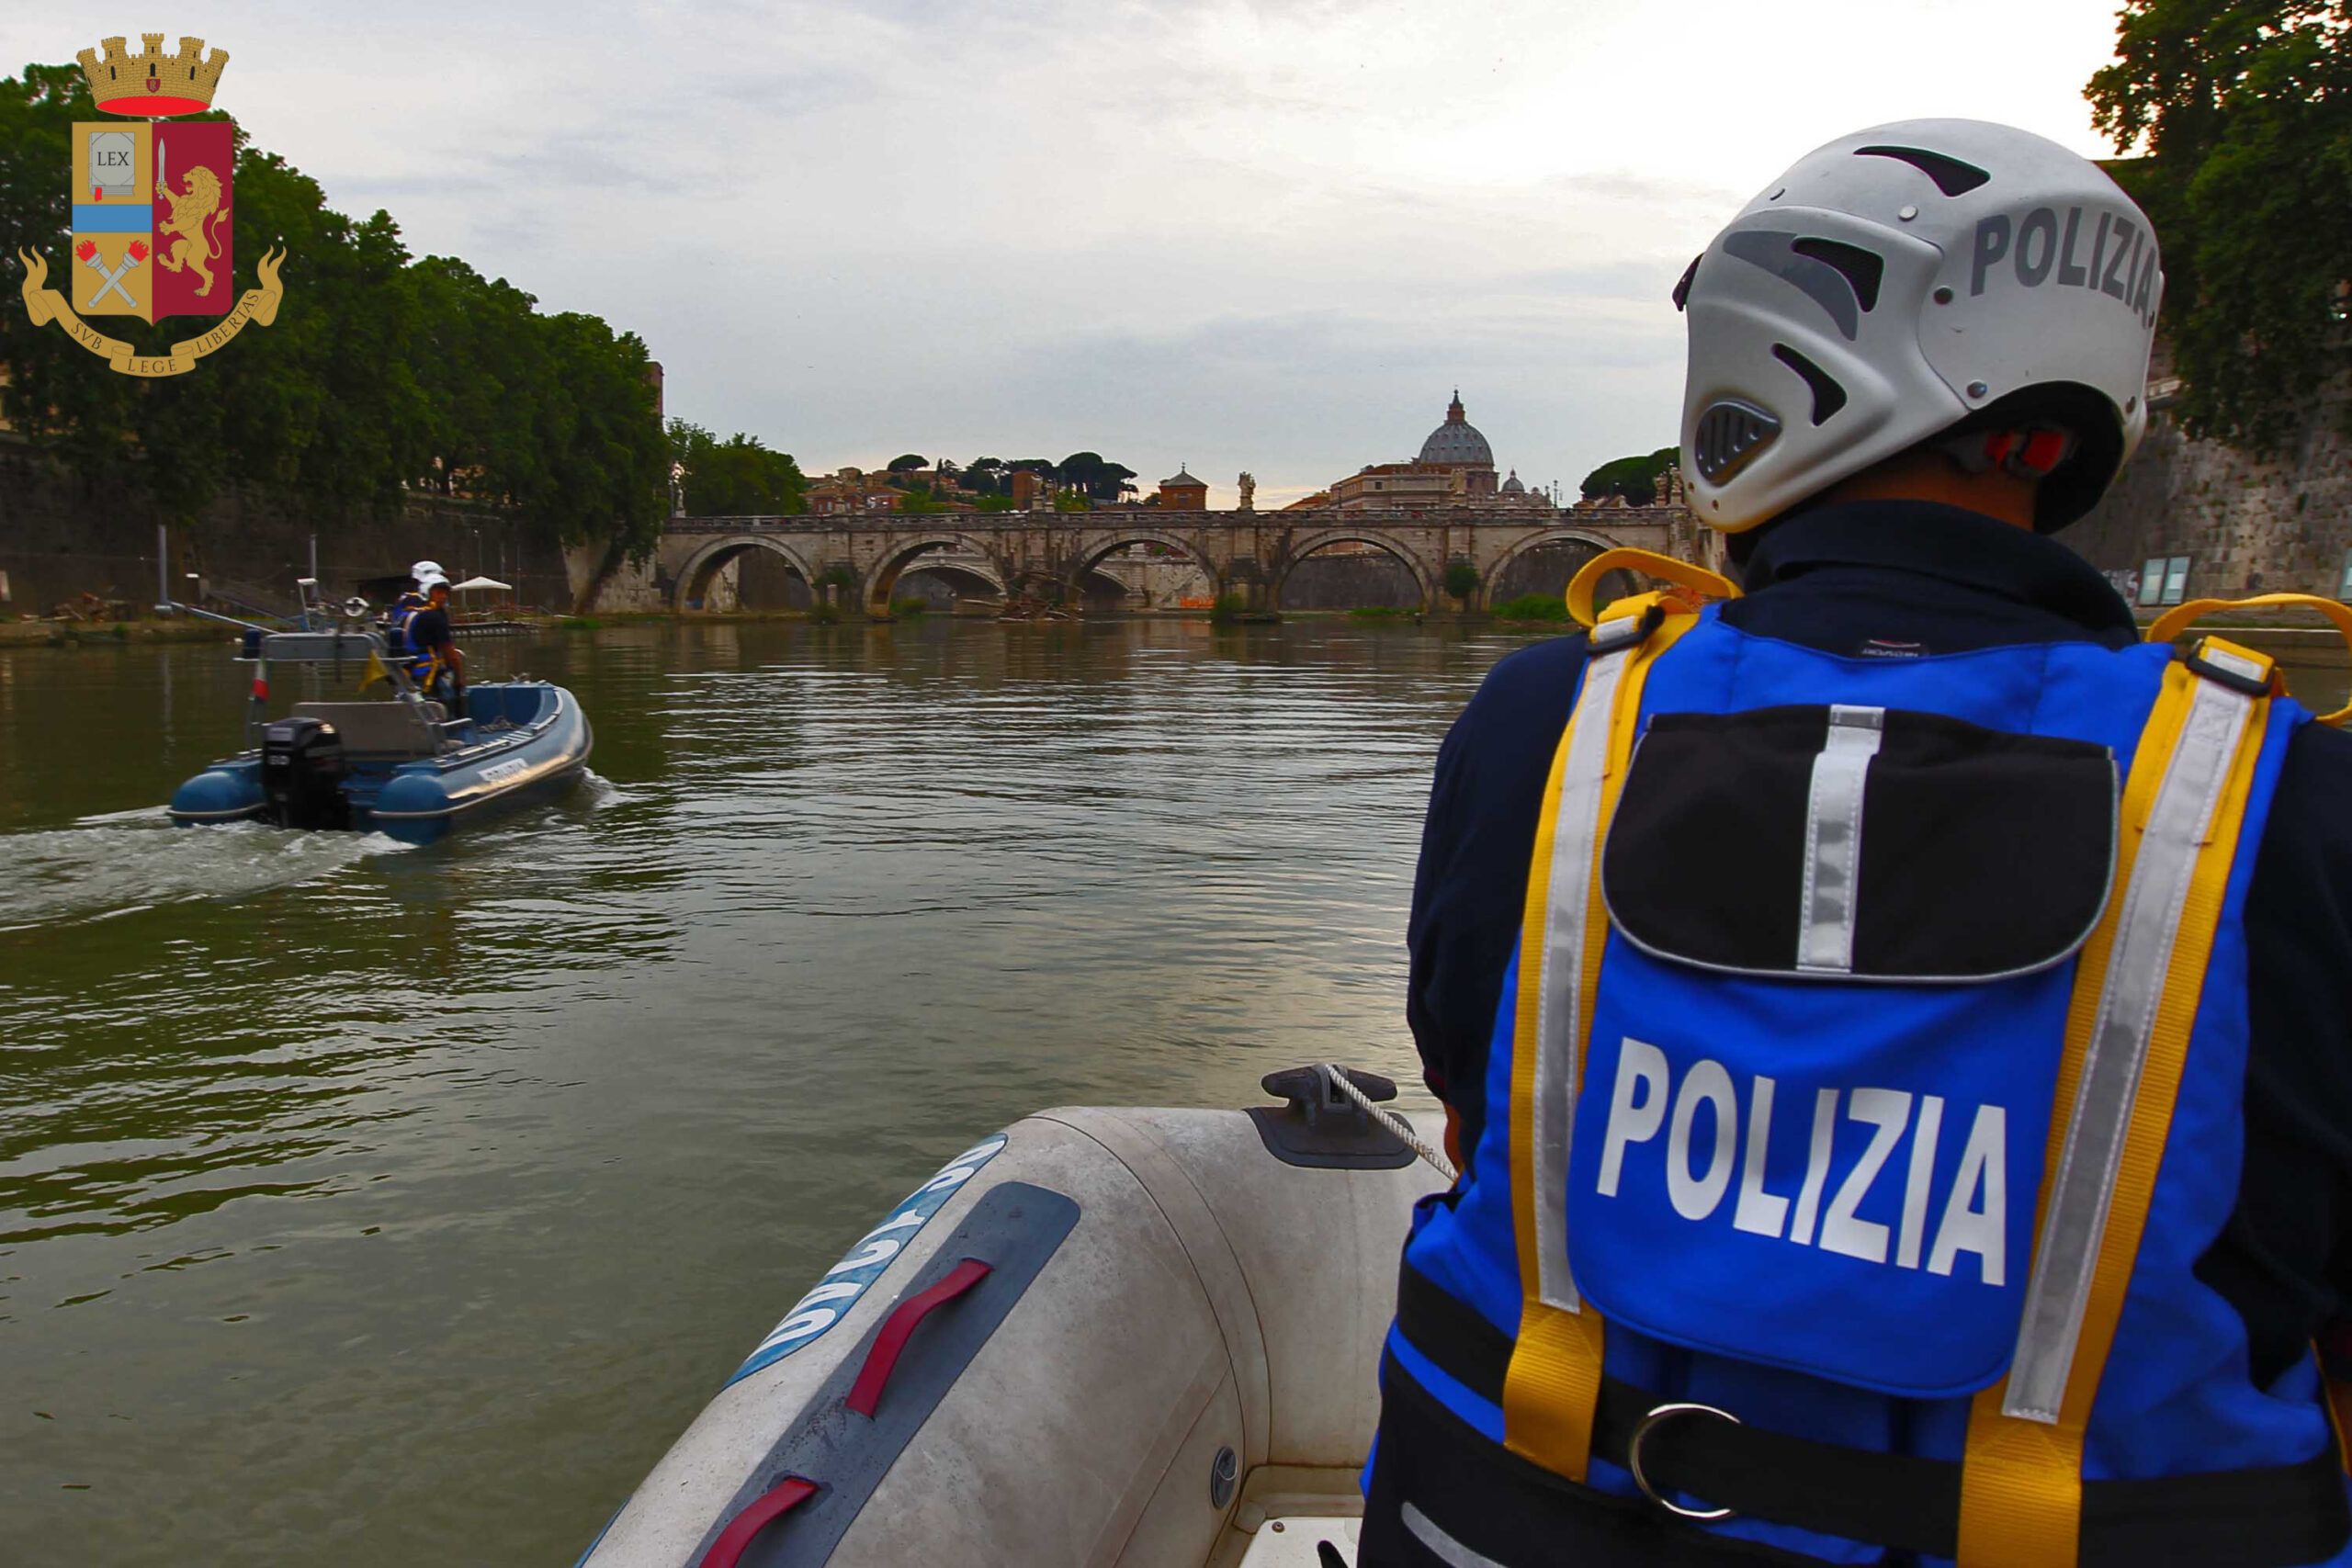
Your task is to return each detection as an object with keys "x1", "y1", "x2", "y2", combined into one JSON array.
[{"x1": 6, "y1": 2, "x2": 2128, "y2": 506}]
